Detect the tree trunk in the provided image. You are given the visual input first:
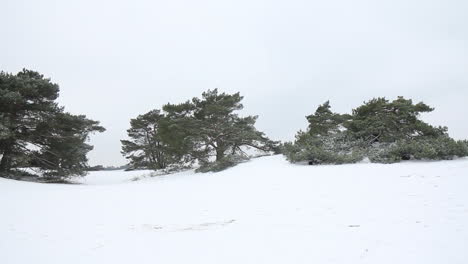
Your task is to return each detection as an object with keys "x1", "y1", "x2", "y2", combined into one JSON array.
[
  {"x1": 0, "y1": 143, "x2": 13, "y2": 175},
  {"x1": 216, "y1": 148, "x2": 225, "y2": 162},
  {"x1": 0, "y1": 114, "x2": 17, "y2": 176}
]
